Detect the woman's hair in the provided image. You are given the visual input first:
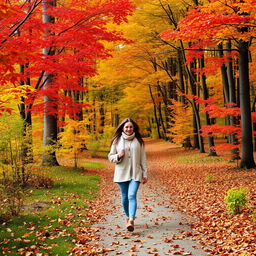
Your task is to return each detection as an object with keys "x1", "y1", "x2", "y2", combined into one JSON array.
[{"x1": 110, "y1": 118, "x2": 144, "y2": 146}]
